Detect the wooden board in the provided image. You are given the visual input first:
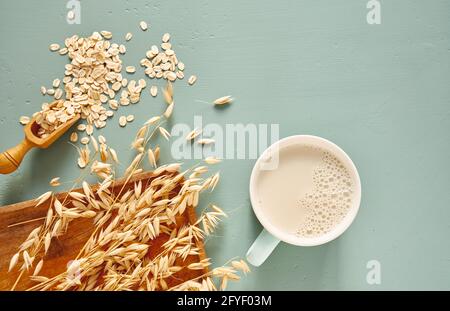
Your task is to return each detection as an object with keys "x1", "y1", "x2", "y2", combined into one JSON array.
[{"x1": 0, "y1": 171, "x2": 207, "y2": 290}]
